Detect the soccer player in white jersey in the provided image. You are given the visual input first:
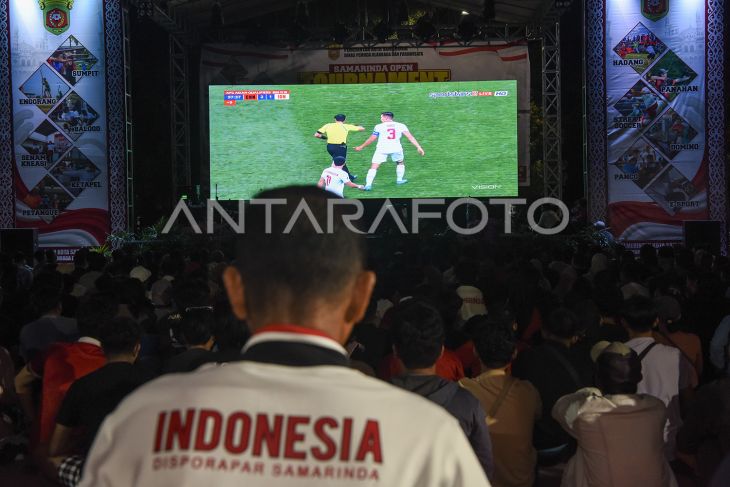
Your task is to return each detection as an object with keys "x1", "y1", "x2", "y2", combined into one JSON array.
[
  {"x1": 317, "y1": 156, "x2": 365, "y2": 197},
  {"x1": 355, "y1": 111, "x2": 425, "y2": 191}
]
